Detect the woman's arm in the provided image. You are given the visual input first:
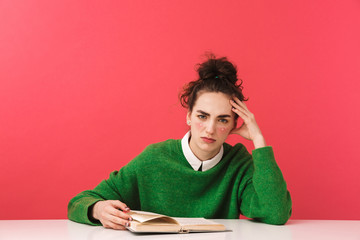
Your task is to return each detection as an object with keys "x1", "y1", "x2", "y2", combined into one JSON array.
[
  {"x1": 67, "y1": 157, "x2": 140, "y2": 228},
  {"x1": 230, "y1": 97, "x2": 267, "y2": 149},
  {"x1": 239, "y1": 147, "x2": 292, "y2": 225},
  {"x1": 230, "y1": 98, "x2": 292, "y2": 224}
]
